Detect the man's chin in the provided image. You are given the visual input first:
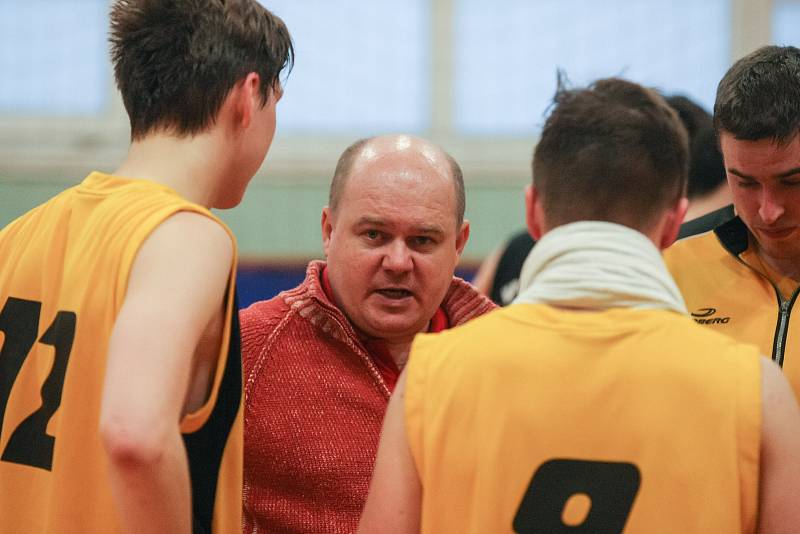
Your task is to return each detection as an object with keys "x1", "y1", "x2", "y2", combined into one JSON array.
[
  {"x1": 361, "y1": 316, "x2": 428, "y2": 341},
  {"x1": 760, "y1": 245, "x2": 800, "y2": 261}
]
